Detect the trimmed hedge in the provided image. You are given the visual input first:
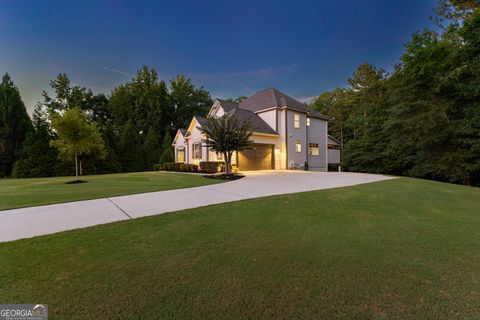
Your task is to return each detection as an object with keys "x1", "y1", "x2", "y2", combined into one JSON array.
[
  {"x1": 200, "y1": 161, "x2": 225, "y2": 173},
  {"x1": 154, "y1": 162, "x2": 199, "y2": 172},
  {"x1": 154, "y1": 161, "x2": 230, "y2": 173}
]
